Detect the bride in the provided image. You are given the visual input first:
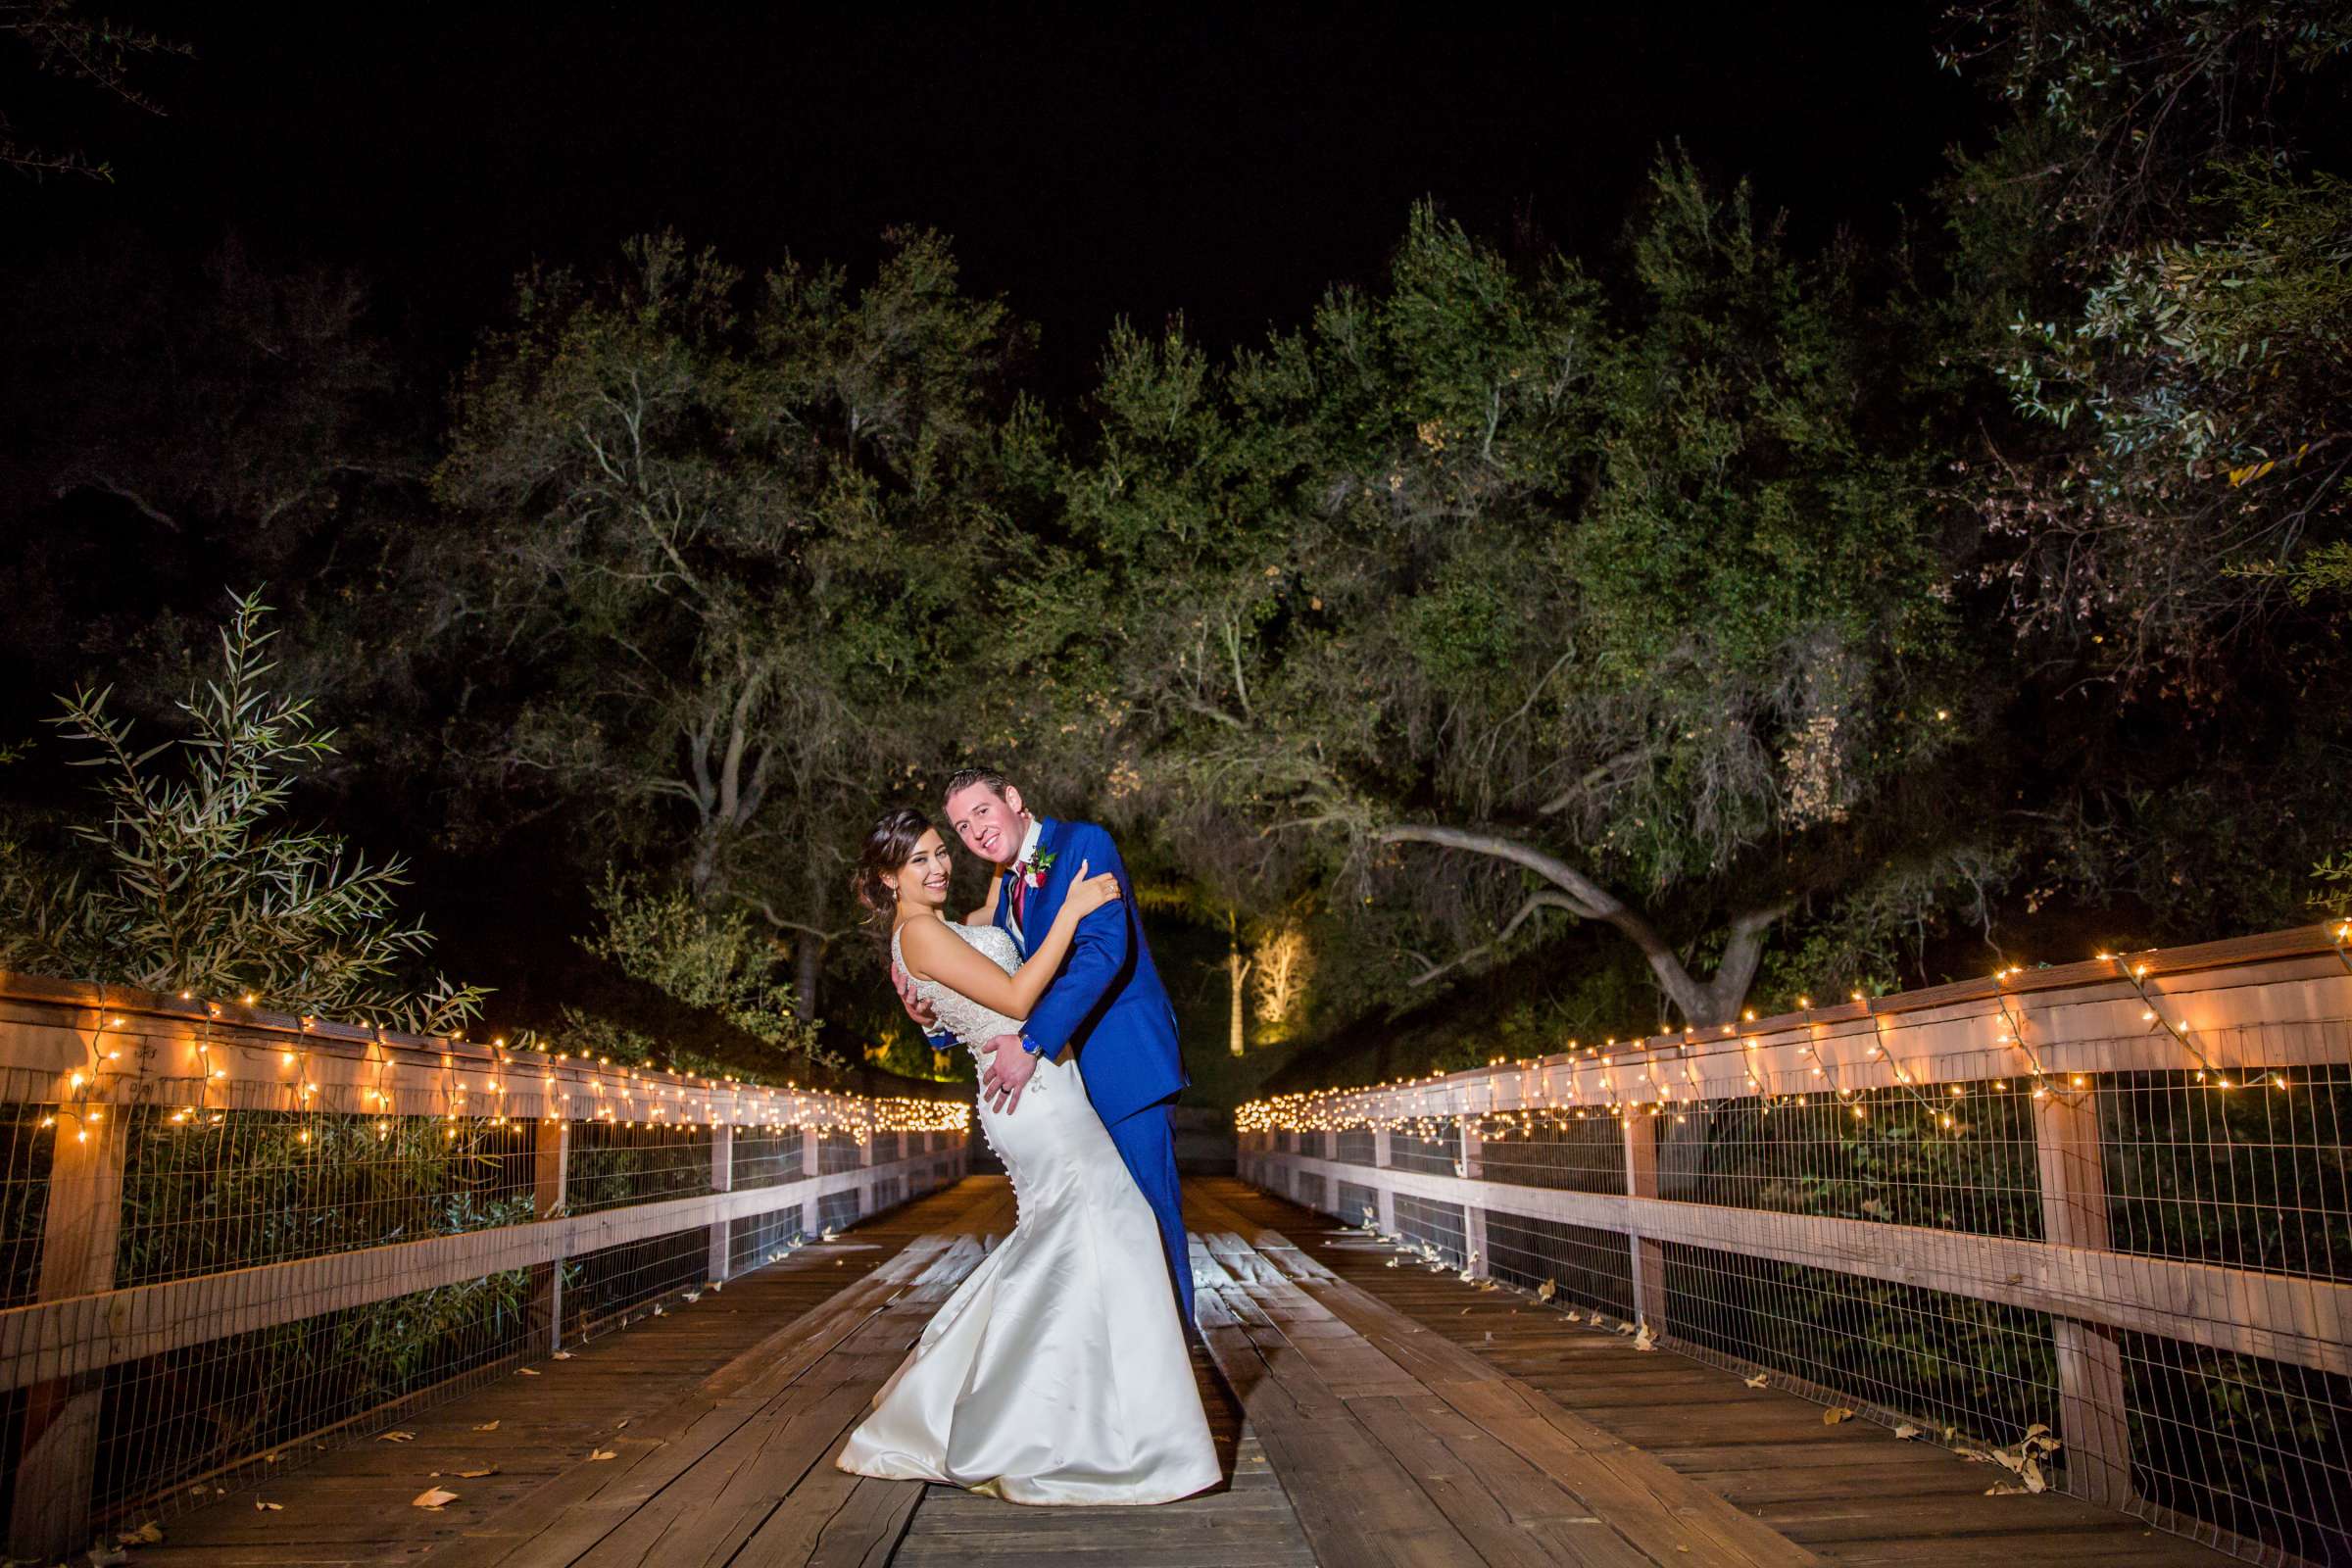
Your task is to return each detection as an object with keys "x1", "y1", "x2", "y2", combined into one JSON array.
[{"x1": 833, "y1": 808, "x2": 1220, "y2": 1505}]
